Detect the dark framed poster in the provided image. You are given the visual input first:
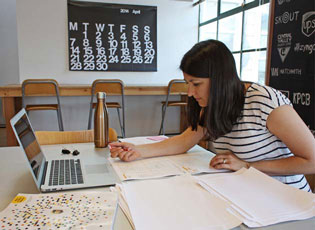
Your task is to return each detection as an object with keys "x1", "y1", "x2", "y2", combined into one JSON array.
[
  {"x1": 266, "y1": 0, "x2": 315, "y2": 133},
  {"x1": 67, "y1": 0, "x2": 157, "y2": 72}
]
